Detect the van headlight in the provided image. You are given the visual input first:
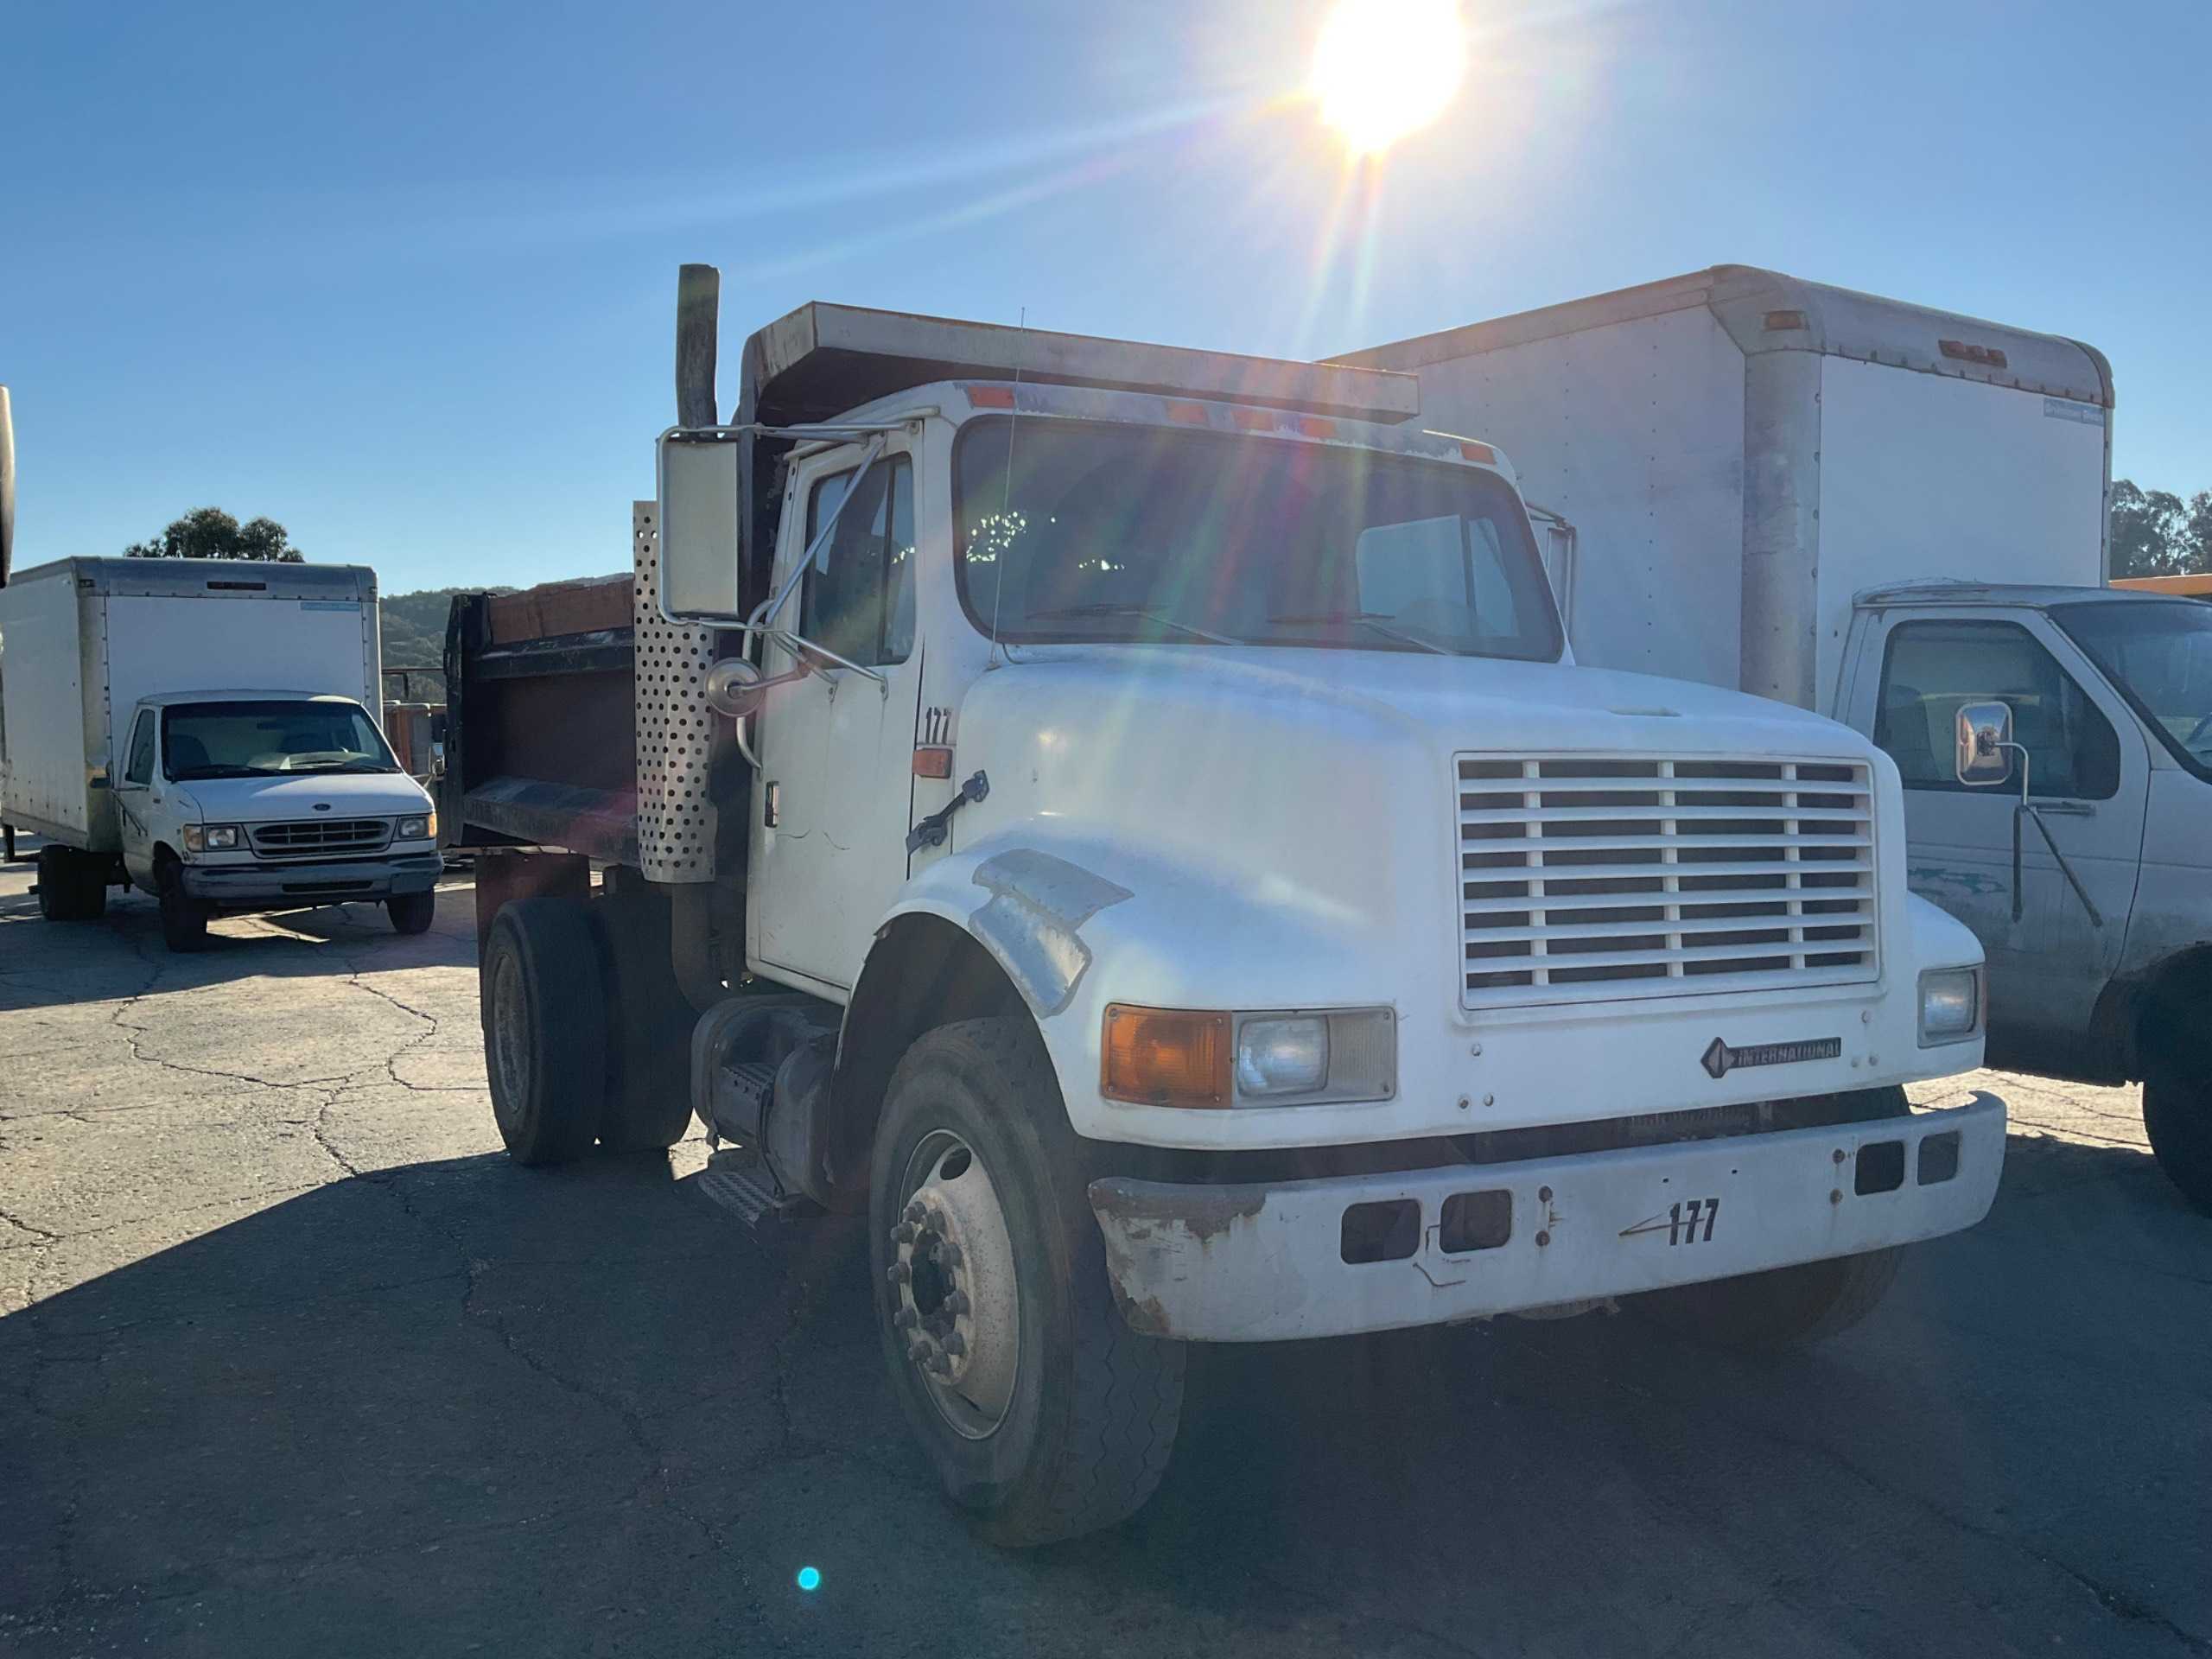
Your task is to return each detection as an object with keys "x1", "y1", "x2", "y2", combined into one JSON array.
[
  {"x1": 1917, "y1": 967, "x2": 1982, "y2": 1046},
  {"x1": 1102, "y1": 1005, "x2": 1395, "y2": 1107},
  {"x1": 181, "y1": 824, "x2": 241, "y2": 852},
  {"x1": 397, "y1": 812, "x2": 435, "y2": 842}
]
